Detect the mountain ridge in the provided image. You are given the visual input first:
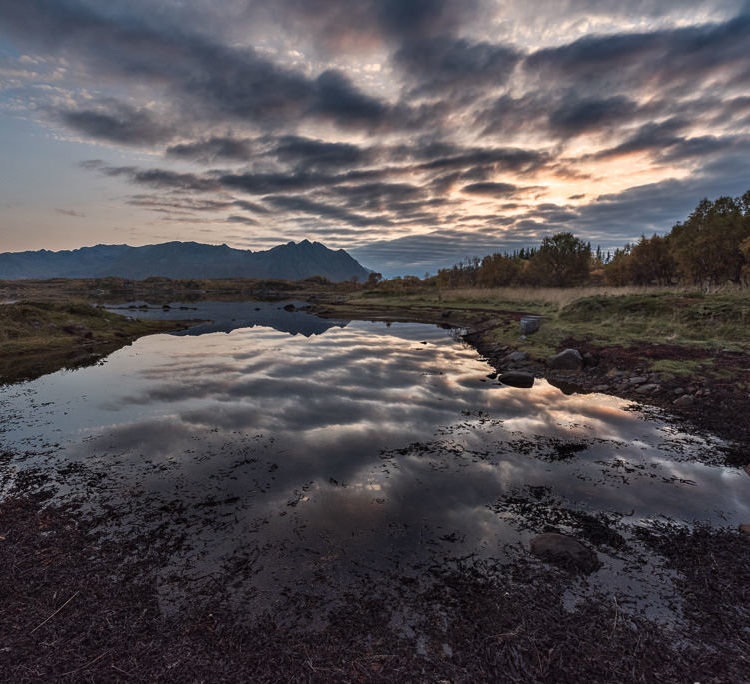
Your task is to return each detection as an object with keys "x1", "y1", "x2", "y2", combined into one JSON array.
[{"x1": 0, "y1": 240, "x2": 370, "y2": 282}]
